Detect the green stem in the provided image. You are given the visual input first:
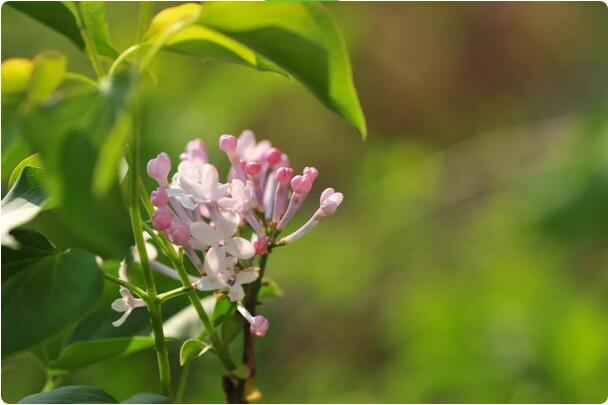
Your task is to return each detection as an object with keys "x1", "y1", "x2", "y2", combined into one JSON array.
[
  {"x1": 157, "y1": 285, "x2": 194, "y2": 303},
  {"x1": 127, "y1": 73, "x2": 173, "y2": 399},
  {"x1": 42, "y1": 374, "x2": 63, "y2": 392},
  {"x1": 108, "y1": 44, "x2": 142, "y2": 79},
  {"x1": 64, "y1": 72, "x2": 98, "y2": 88},
  {"x1": 73, "y1": 3, "x2": 105, "y2": 79},
  {"x1": 170, "y1": 258, "x2": 236, "y2": 372},
  {"x1": 103, "y1": 273, "x2": 148, "y2": 299},
  {"x1": 175, "y1": 360, "x2": 192, "y2": 403},
  {"x1": 235, "y1": 254, "x2": 270, "y2": 401}
]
